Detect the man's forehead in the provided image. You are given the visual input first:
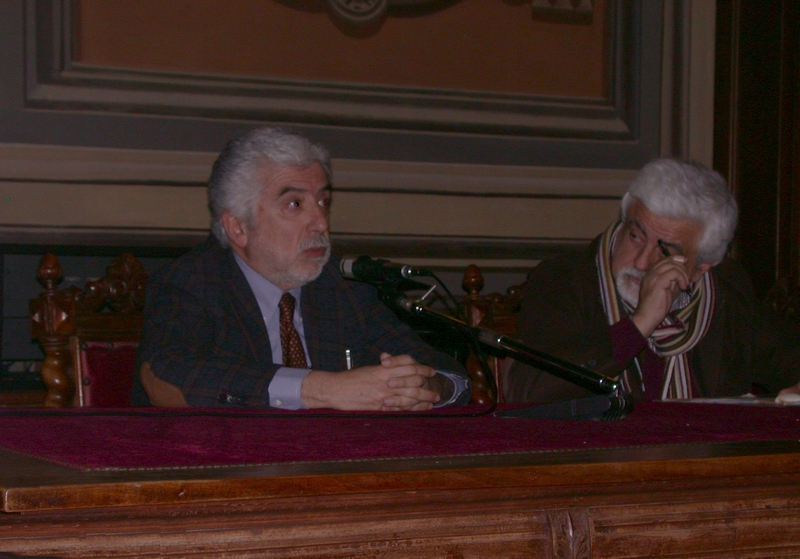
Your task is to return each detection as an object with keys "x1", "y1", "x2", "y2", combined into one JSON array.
[
  {"x1": 627, "y1": 200, "x2": 696, "y2": 227},
  {"x1": 624, "y1": 200, "x2": 703, "y2": 248},
  {"x1": 626, "y1": 199, "x2": 651, "y2": 220},
  {"x1": 258, "y1": 163, "x2": 330, "y2": 194}
]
